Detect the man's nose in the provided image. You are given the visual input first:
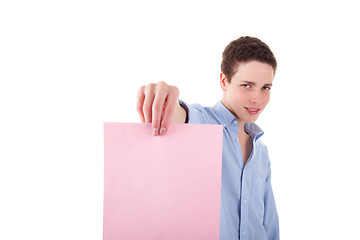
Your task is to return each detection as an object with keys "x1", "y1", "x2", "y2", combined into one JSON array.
[{"x1": 249, "y1": 90, "x2": 262, "y2": 104}]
